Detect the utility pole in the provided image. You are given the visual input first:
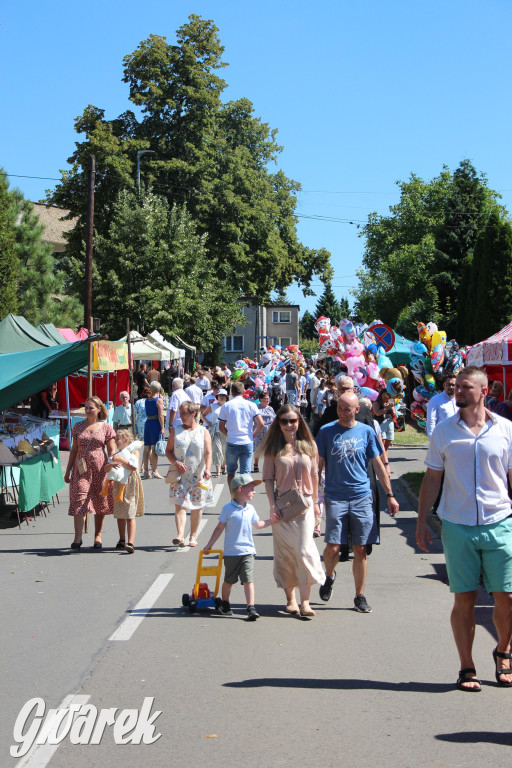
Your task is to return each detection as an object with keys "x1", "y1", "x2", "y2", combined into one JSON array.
[
  {"x1": 84, "y1": 154, "x2": 95, "y2": 331},
  {"x1": 136, "y1": 150, "x2": 155, "y2": 196}
]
